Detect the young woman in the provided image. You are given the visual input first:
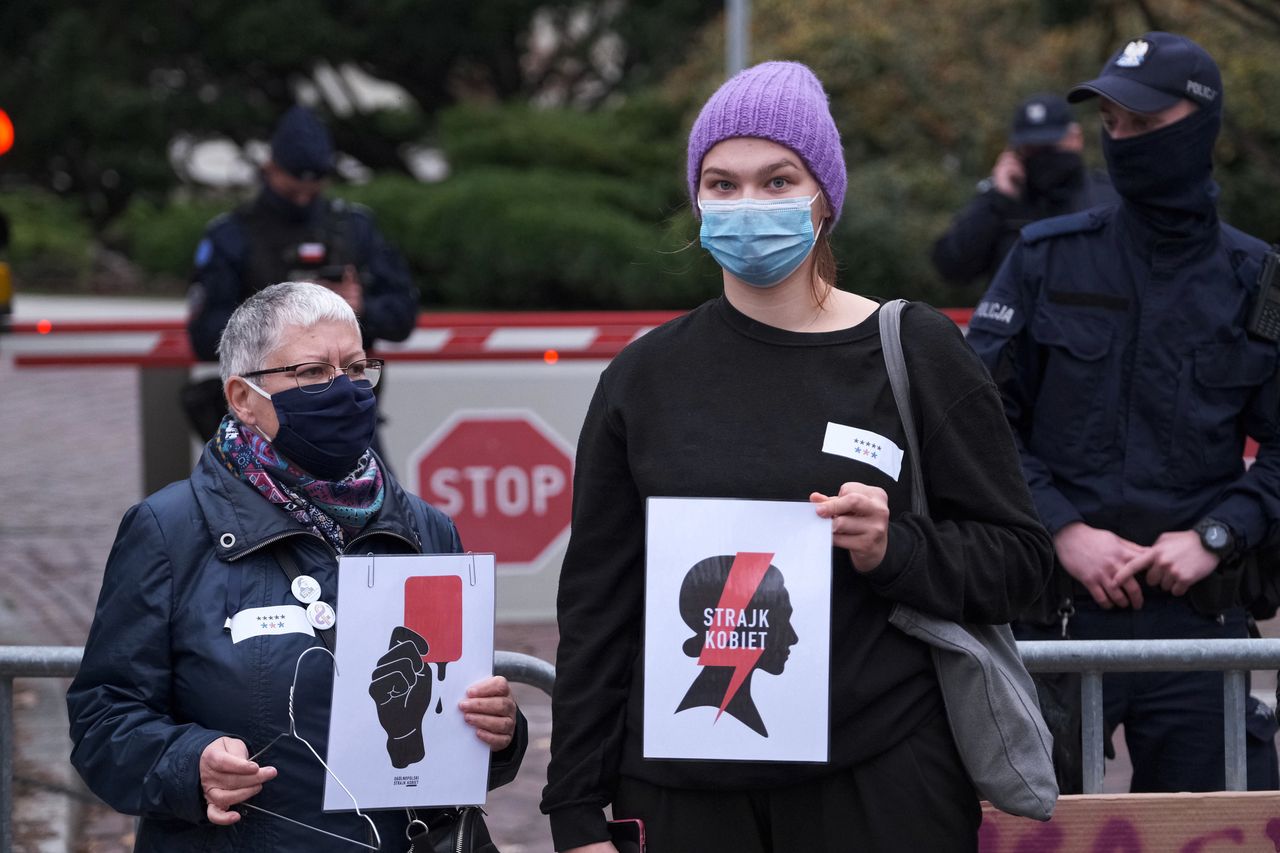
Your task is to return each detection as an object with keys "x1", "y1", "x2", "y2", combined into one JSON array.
[{"x1": 540, "y1": 61, "x2": 1053, "y2": 853}]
